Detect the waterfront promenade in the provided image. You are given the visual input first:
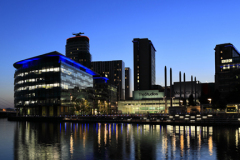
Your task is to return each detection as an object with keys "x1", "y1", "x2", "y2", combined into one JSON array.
[{"x1": 8, "y1": 113, "x2": 240, "y2": 126}]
